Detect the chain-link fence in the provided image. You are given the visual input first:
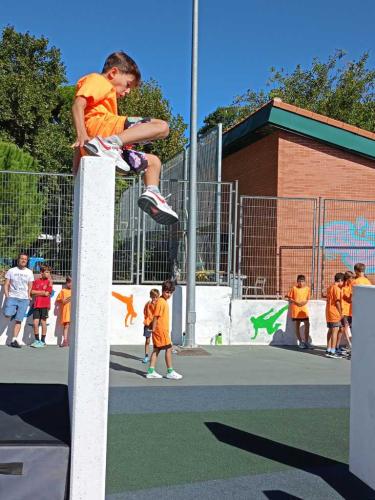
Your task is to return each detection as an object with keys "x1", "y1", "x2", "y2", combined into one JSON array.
[
  {"x1": 0, "y1": 169, "x2": 235, "y2": 286},
  {"x1": 238, "y1": 196, "x2": 317, "y2": 298},
  {"x1": 236, "y1": 195, "x2": 375, "y2": 299},
  {"x1": 319, "y1": 198, "x2": 375, "y2": 294},
  {"x1": 0, "y1": 170, "x2": 74, "y2": 281}
]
